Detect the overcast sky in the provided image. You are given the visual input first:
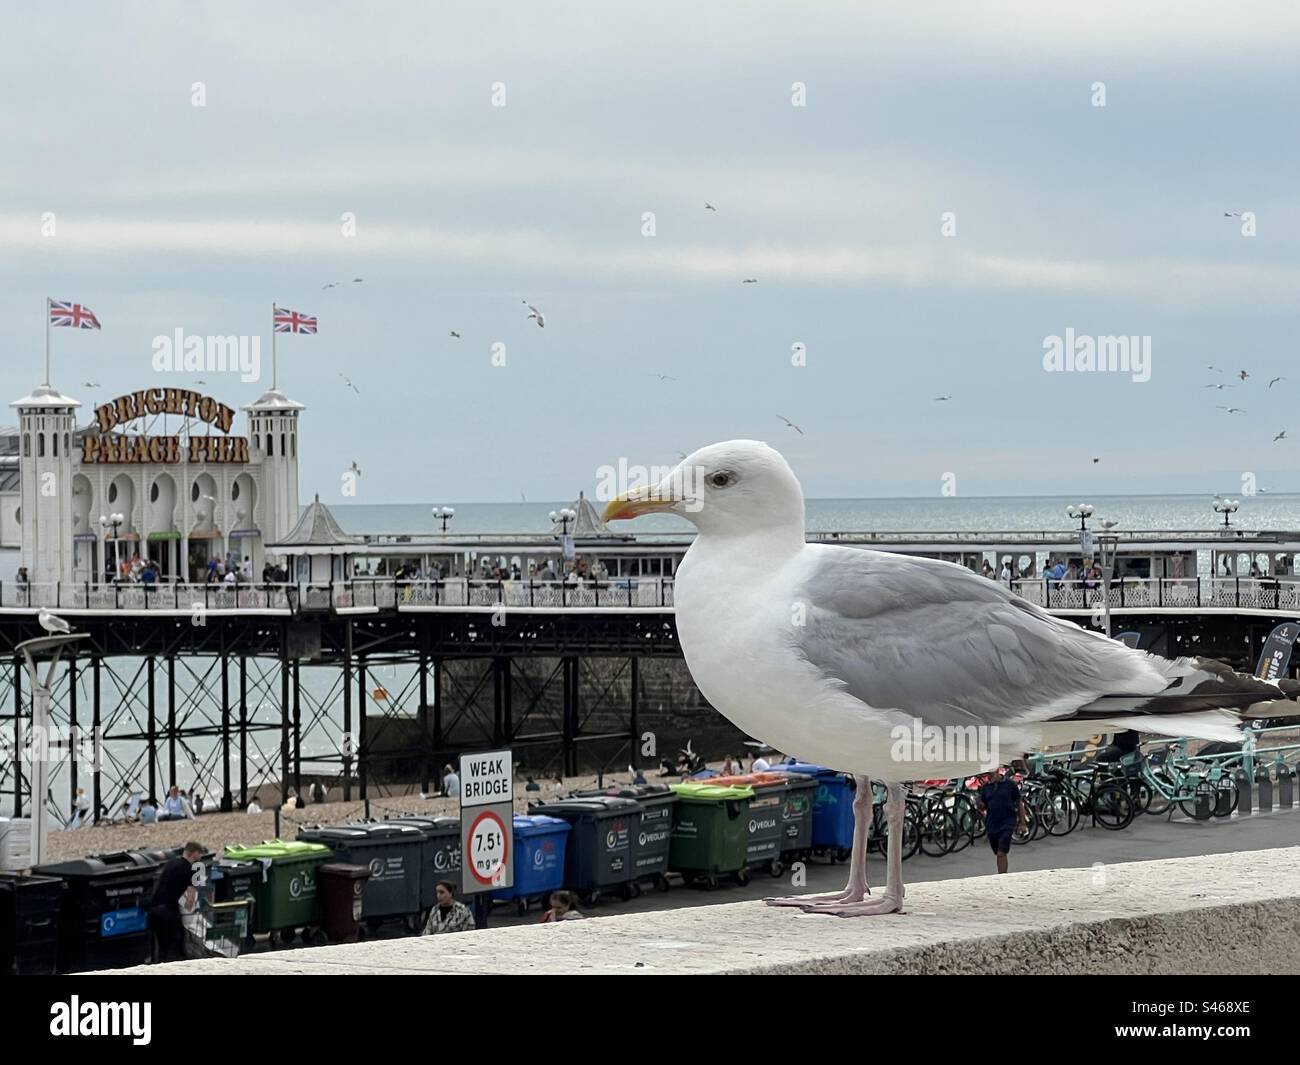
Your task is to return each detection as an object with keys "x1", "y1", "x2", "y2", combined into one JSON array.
[{"x1": 3, "y1": 1, "x2": 1299, "y2": 503}]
